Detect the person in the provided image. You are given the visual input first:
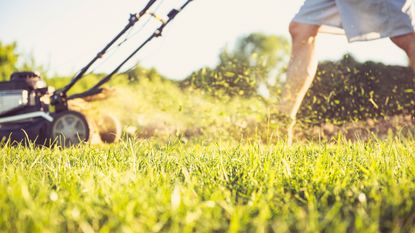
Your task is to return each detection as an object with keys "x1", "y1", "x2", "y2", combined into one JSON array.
[{"x1": 279, "y1": 0, "x2": 415, "y2": 145}]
